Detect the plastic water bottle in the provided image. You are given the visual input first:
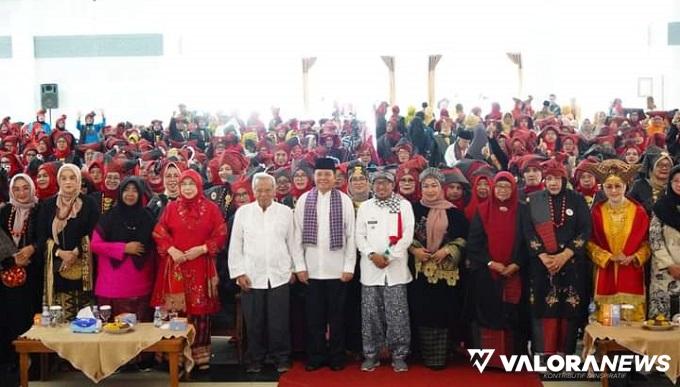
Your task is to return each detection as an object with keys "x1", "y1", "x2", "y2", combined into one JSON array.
[
  {"x1": 40, "y1": 305, "x2": 51, "y2": 327},
  {"x1": 153, "y1": 306, "x2": 163, "y2": 327},
  {"x1": 587, "y1": 301, "x2": 598, "y2": 324},
  {"x1": 611, "y1": 304, "x2": 621, "y2": 326}
]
